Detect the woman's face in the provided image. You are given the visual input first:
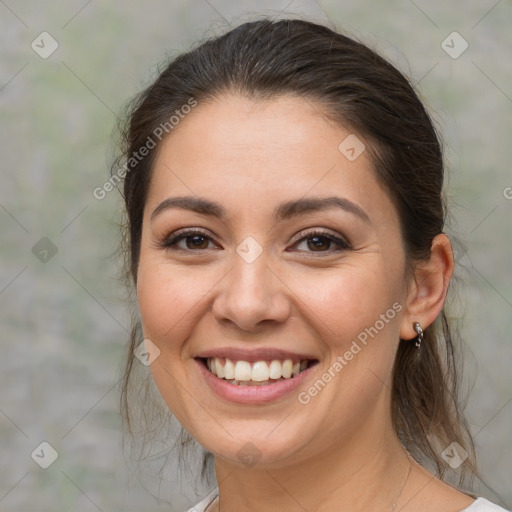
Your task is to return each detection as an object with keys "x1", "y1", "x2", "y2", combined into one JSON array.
[{"x1": 136, "y1": 94, "x2": 411, "y2": 469}]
